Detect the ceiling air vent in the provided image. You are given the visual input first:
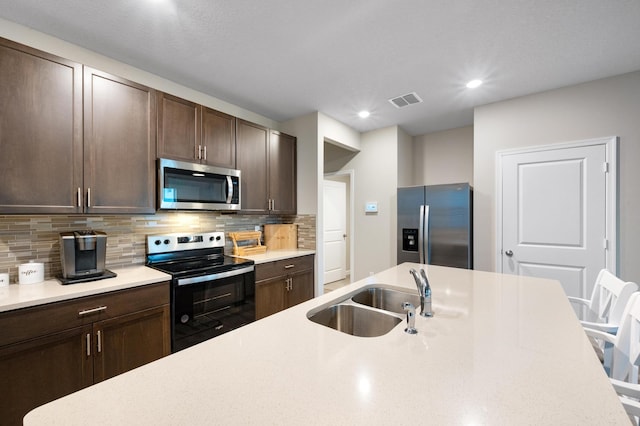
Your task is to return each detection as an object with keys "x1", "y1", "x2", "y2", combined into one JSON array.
[{"x1": 389, "y1": 92, "x2": 423, "y2": 109}]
